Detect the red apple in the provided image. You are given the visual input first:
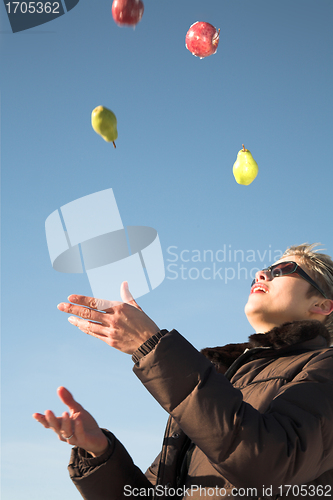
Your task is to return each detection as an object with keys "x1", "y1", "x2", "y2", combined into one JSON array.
[
  {"x1": 185, "y1": 22, "x2": 220, "y2": 58},
  {"x1": 112, "y1": 0, "x2": 144, "y2": 27}
]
